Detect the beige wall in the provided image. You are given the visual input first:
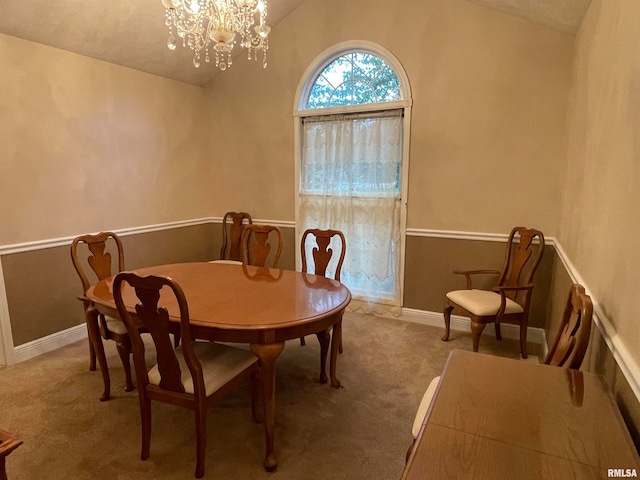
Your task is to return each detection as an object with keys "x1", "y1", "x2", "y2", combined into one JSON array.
[
  {"x1": 202, "y1": 0, "x2": 574, "y2": 235},
  {"x1": 559, "y1": 0, "x2": 640, "y2": 369},
  {"x1": 0, "y1": 33, "x2": 210, "y2": 245}
]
